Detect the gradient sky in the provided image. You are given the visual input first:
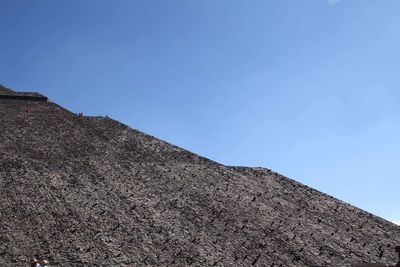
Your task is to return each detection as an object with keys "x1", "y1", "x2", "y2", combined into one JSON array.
[{"x1": 1, "y1": 0, "x2": 399, "y2": 224}]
